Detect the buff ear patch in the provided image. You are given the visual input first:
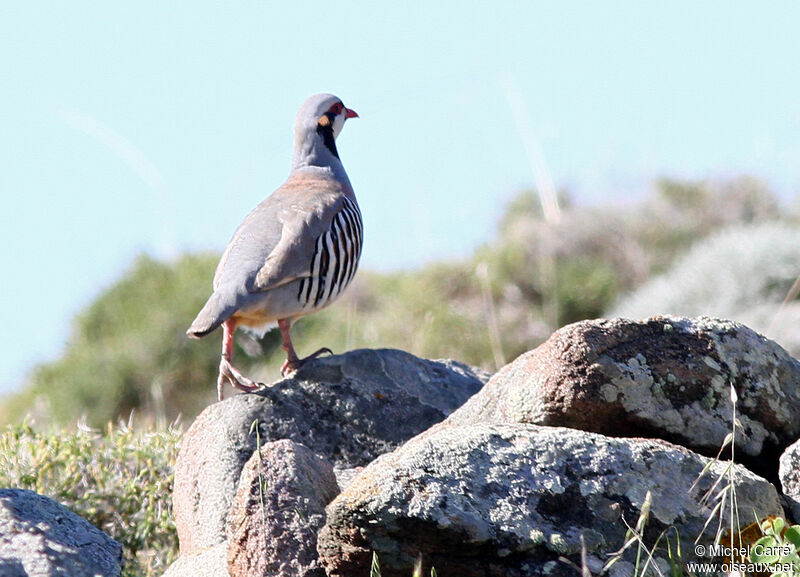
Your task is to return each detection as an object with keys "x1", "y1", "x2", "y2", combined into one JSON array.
[{"x1": 317, "y1": 114, "x2": 332, "y2": 127}]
